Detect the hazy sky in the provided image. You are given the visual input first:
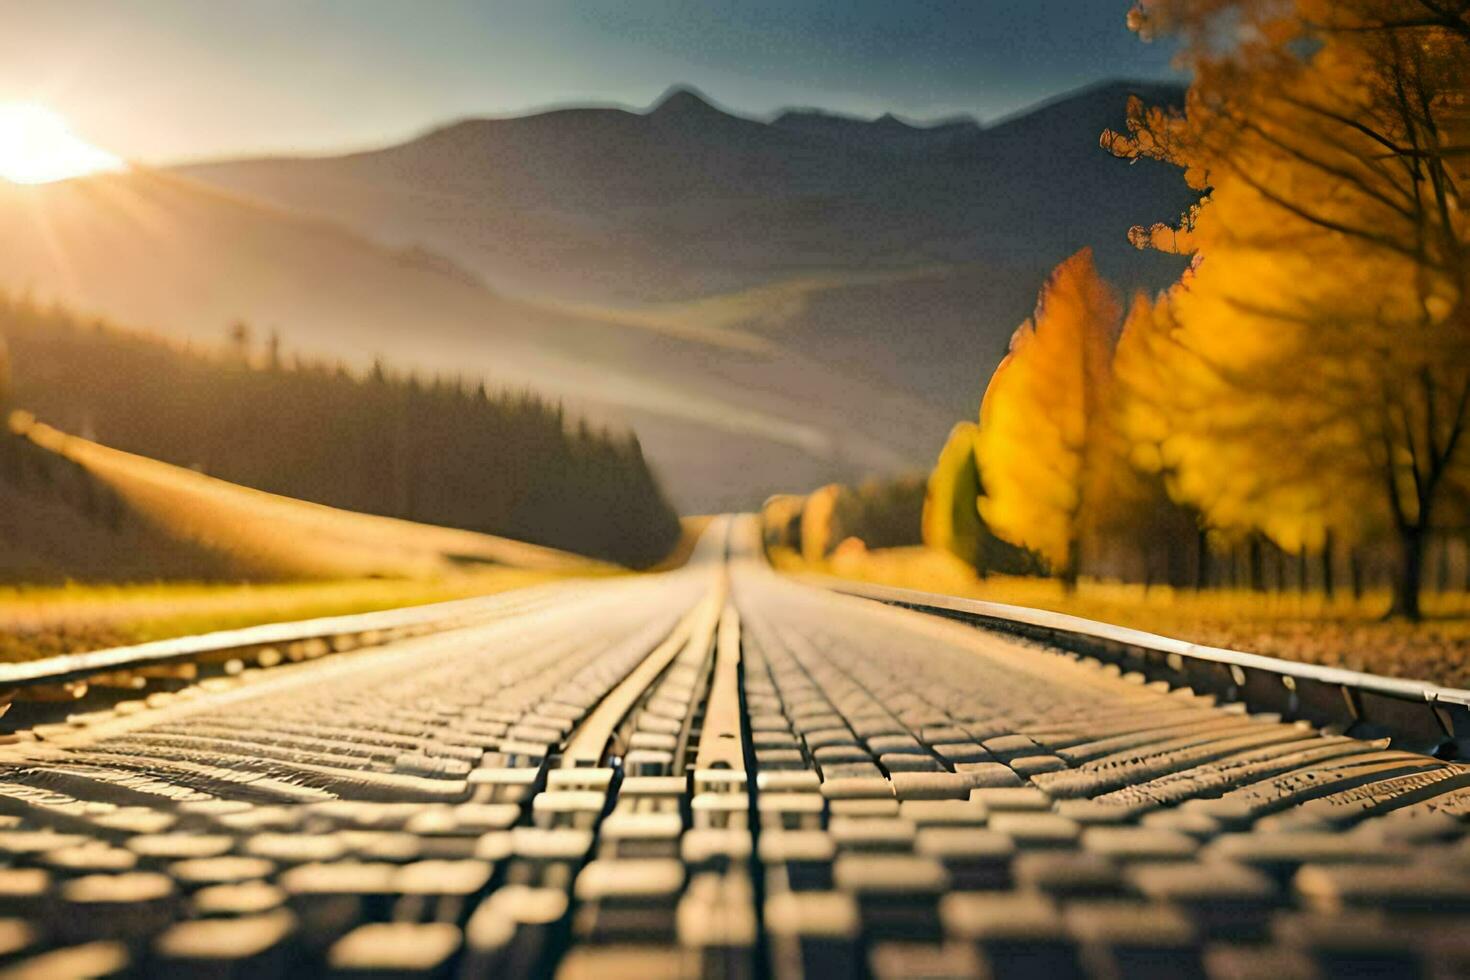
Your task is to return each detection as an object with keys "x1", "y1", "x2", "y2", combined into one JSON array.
[{"x1": 0, "y1": 1, "x2": 1178, "y2": 164}]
